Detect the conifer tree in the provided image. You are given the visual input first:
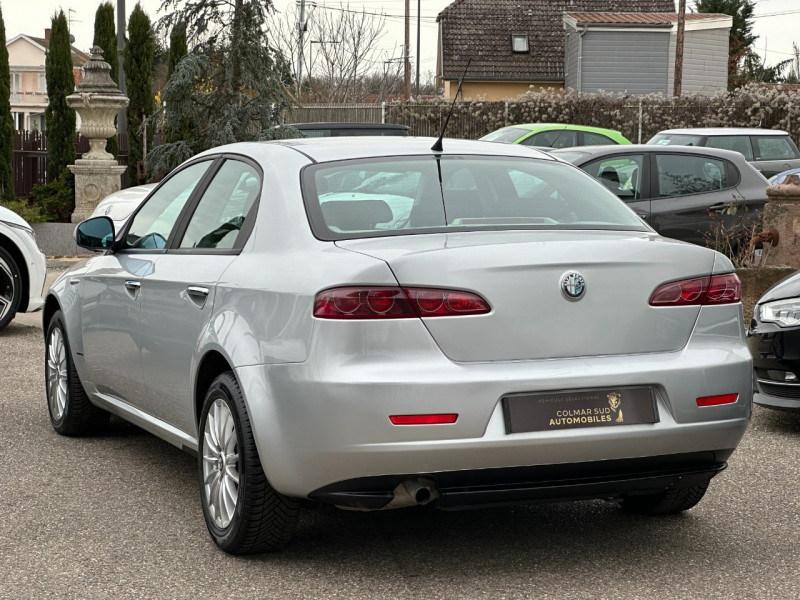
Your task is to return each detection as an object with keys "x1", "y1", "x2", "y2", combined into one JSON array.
[
  {"x1": 93, "y1": 2, "x2": 119, "y2": 157},
  {"x1": 44, "y1": 10, "x2": 75, "y2": 182},
  {"x1": 0, "y1": 5, "x2": 15, "y2": 202},
  {"x1": 125, "y1": 3, "x2": 155, "y2": 184}
]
